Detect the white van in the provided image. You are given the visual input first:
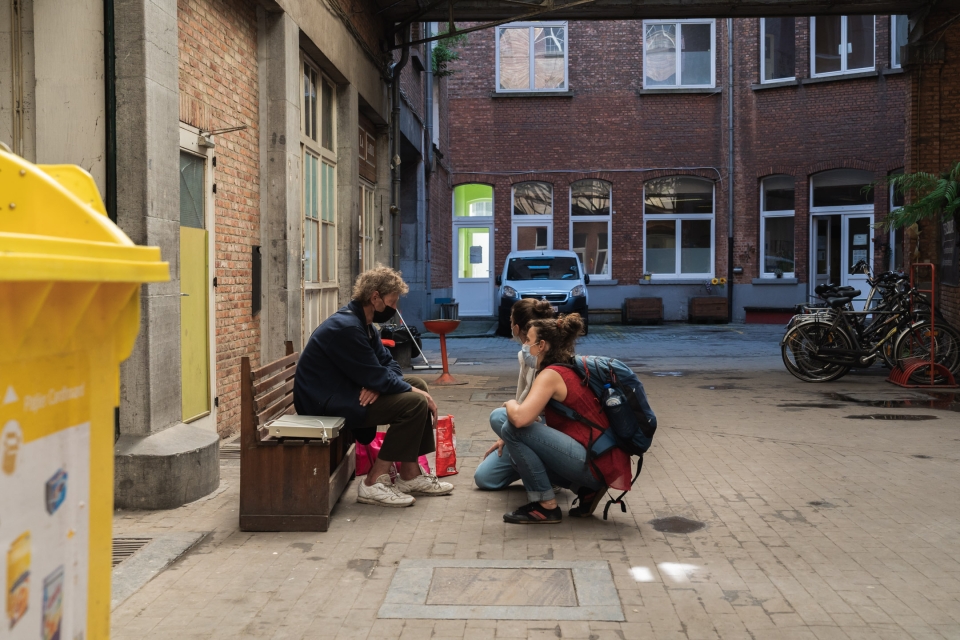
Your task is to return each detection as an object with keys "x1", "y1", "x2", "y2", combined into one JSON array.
[{"x1": 495, "y1": 250, "x2": 590, "y2": 336}]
